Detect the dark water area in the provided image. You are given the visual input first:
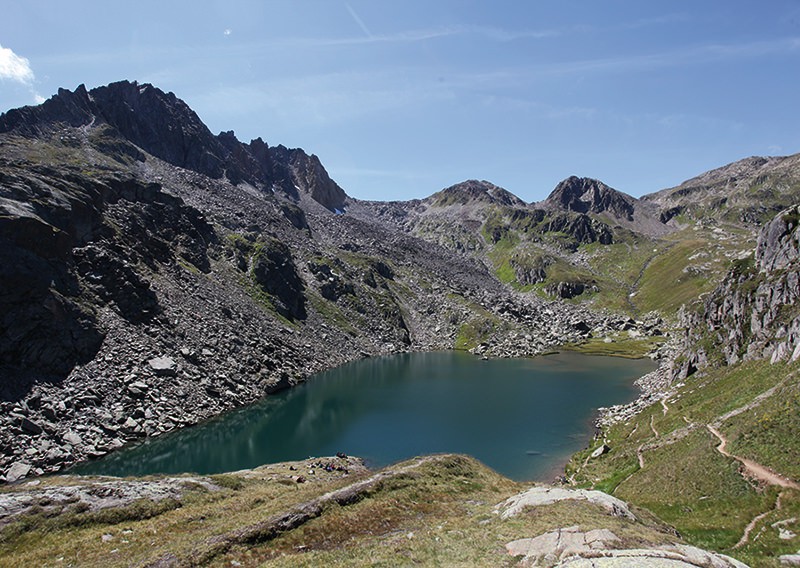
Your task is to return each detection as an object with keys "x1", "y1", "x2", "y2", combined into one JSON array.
[{"x1": 72, "y1": 351, "x2": 654, "y2": 481}]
